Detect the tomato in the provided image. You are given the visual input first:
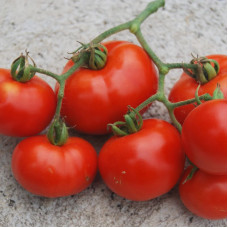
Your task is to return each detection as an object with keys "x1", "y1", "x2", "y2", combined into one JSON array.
[
  {"x1": 0, "y1": 69, "x2": 56, "y2": 137},
  {"x1": 179, "y1": 166, "x2": 227, "y2": 219},
  {"x1": 169, "y1": 55, "x2": 227, "y2": 124},
  {"x1": 98, "y1": 119, "x2": 185, "y2": 201},
  {"x1": 12, "y1": 135, "x2": 97, "y2": 198},
  {"x1": 58, "y1": 41, "x2": 158, "y2": 135},
  {"x1": 181, "y1": 99, "x2": 227, "y2": 175}
]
